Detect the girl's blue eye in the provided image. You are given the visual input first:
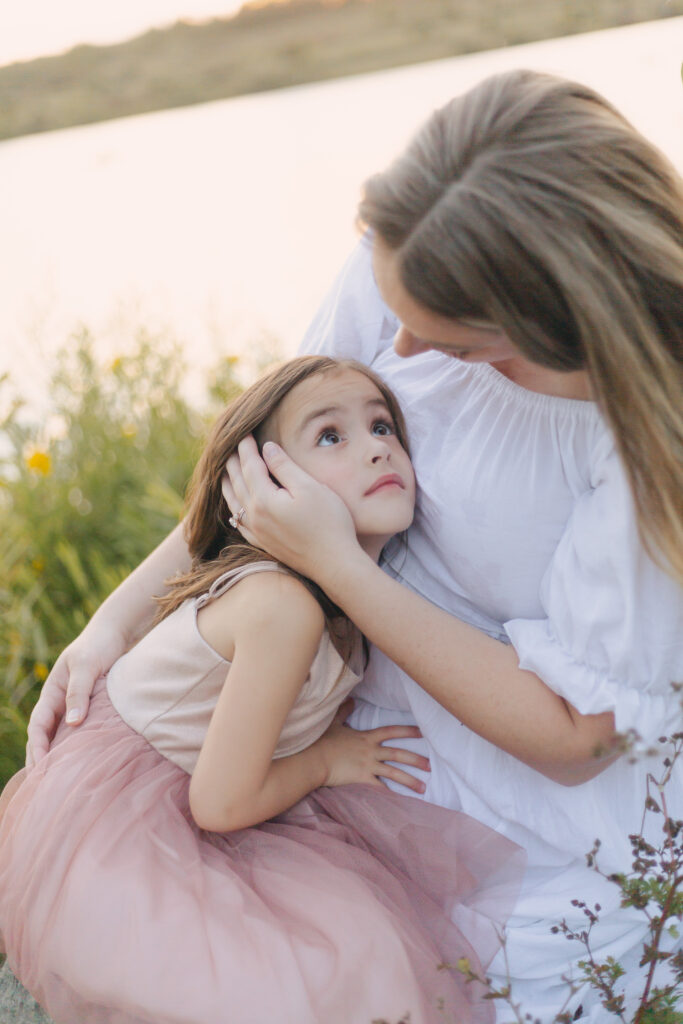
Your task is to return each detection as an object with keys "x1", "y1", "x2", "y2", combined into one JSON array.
[
  {"x1": 372, "y1": 420, "x2": 394, "y2": 437},
  {"x1": 317, "y1": 429, "x2": 341, "y2": 447}
]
